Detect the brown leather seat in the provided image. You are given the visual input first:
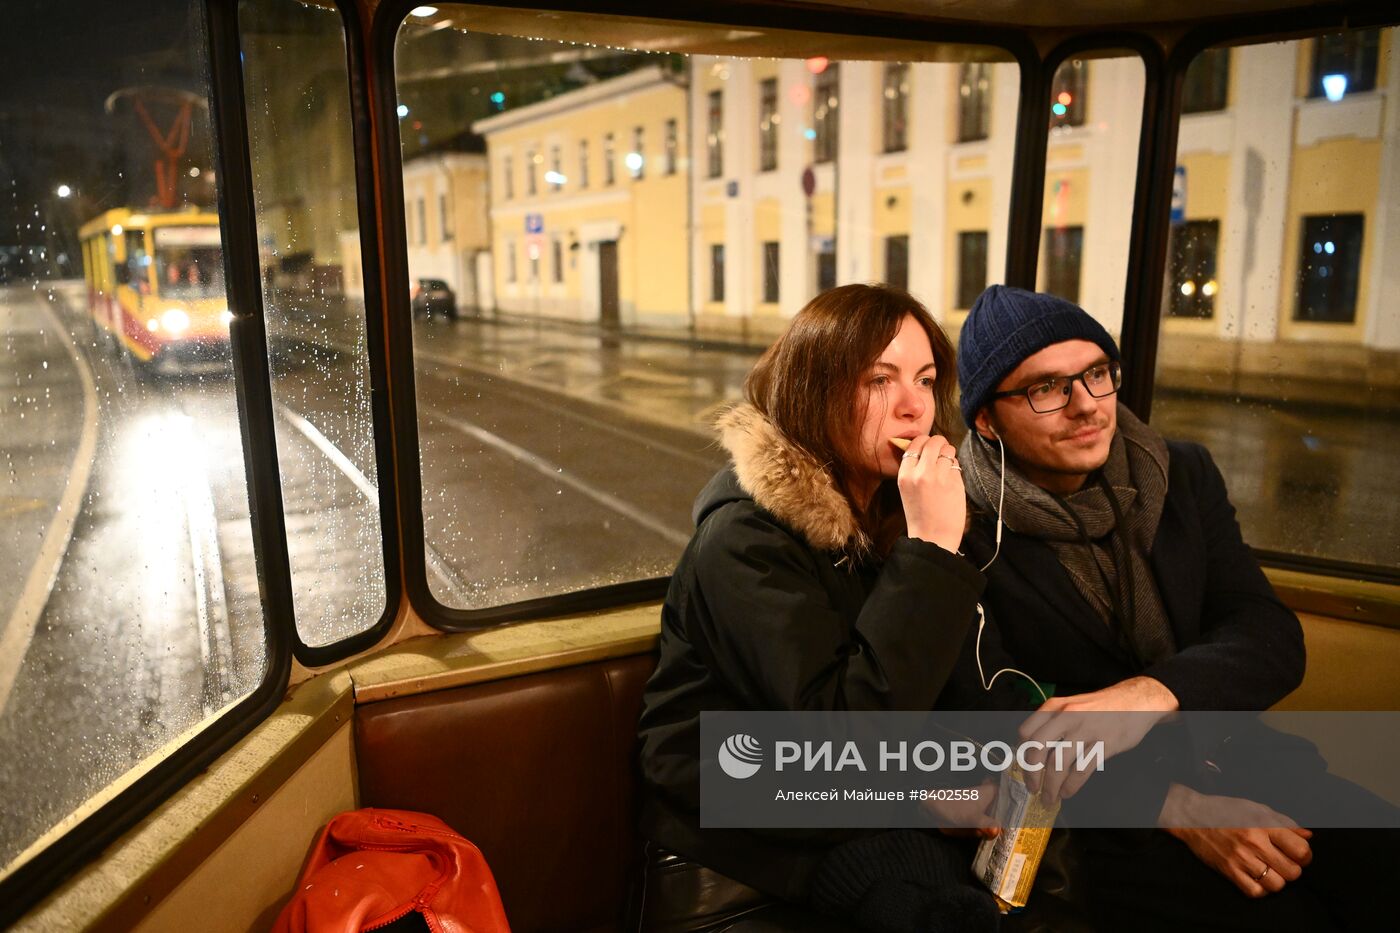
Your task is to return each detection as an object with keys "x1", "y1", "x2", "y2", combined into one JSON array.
[{"x1": 355, "y1": 653, "x2": 656, "y2": 933}]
